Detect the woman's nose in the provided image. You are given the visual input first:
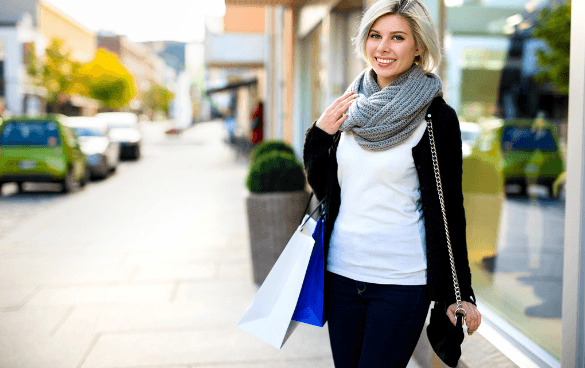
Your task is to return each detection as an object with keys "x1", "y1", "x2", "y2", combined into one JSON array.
[{"x1": 377, "y1": 39, "x2": 391, "y2": 53}]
